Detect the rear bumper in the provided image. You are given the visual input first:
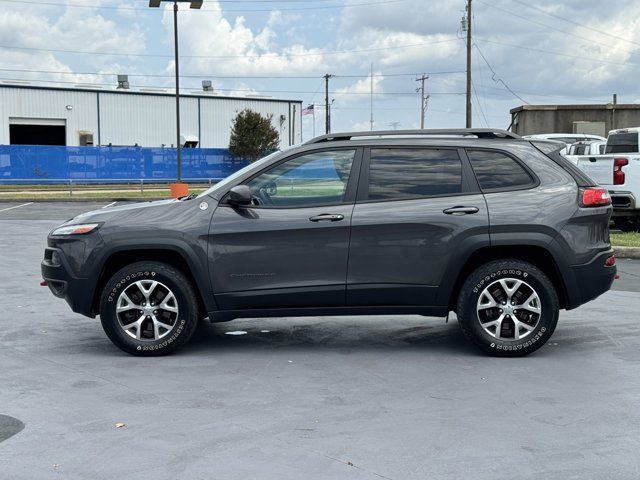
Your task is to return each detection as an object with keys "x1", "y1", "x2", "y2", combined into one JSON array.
[
  {"x1": 564, "y1": 249, "x2": 616, "y2": 310},
  {"x1": 41, "y1": 247, "x2": 97, "y2": 318},
  {"x1": 609, "y1": 191, "x2": 638, "y2": 215}
]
